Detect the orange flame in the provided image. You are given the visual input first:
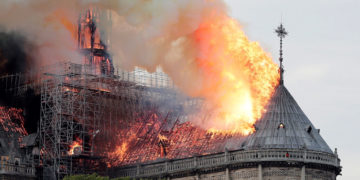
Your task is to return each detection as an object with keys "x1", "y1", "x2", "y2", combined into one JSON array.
[
  {"x1": 192, "y1": 15, "x2": 279, "y2": 135},
  {"x1": 44, "y1": 10, "x2": 77, "y2": 39},
  {"x1": 158, "y1": 134, "x2": 168, "y2": 141},
  {"x1": 109, "y1": 142, "x2": 128, "y2": 162},
  {"x1": 68, "y1": 138, "x2": 83, "y2": 156},
  {"x1": 103, "y1": 111, "x2": 245, "y2": 167}
]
